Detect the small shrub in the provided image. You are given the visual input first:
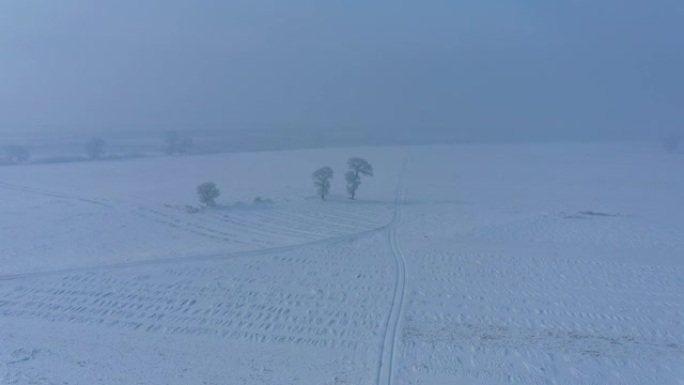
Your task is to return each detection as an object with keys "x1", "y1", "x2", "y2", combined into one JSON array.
[
  {"x1": 197, "y1": 182, "x2": 220, "y2": 207},
  {"x1": 85, "y1": 137, "x2": 106, "y2": 159},
  {"x1": 164, "y1": 131, "x2": 193, "y2": 155},
  {"x1": 664, "y1": 133, "x2": 682, "y2": 153},
  {"x1": 312, "y1": 166, "x2": 334, "y2": 200},
  {"x1": 345, "y1": 158, "x2": 373, "y2": 200},
  {"x1": 5, "y1": 145, "x2": 30, "y2": 163}
]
